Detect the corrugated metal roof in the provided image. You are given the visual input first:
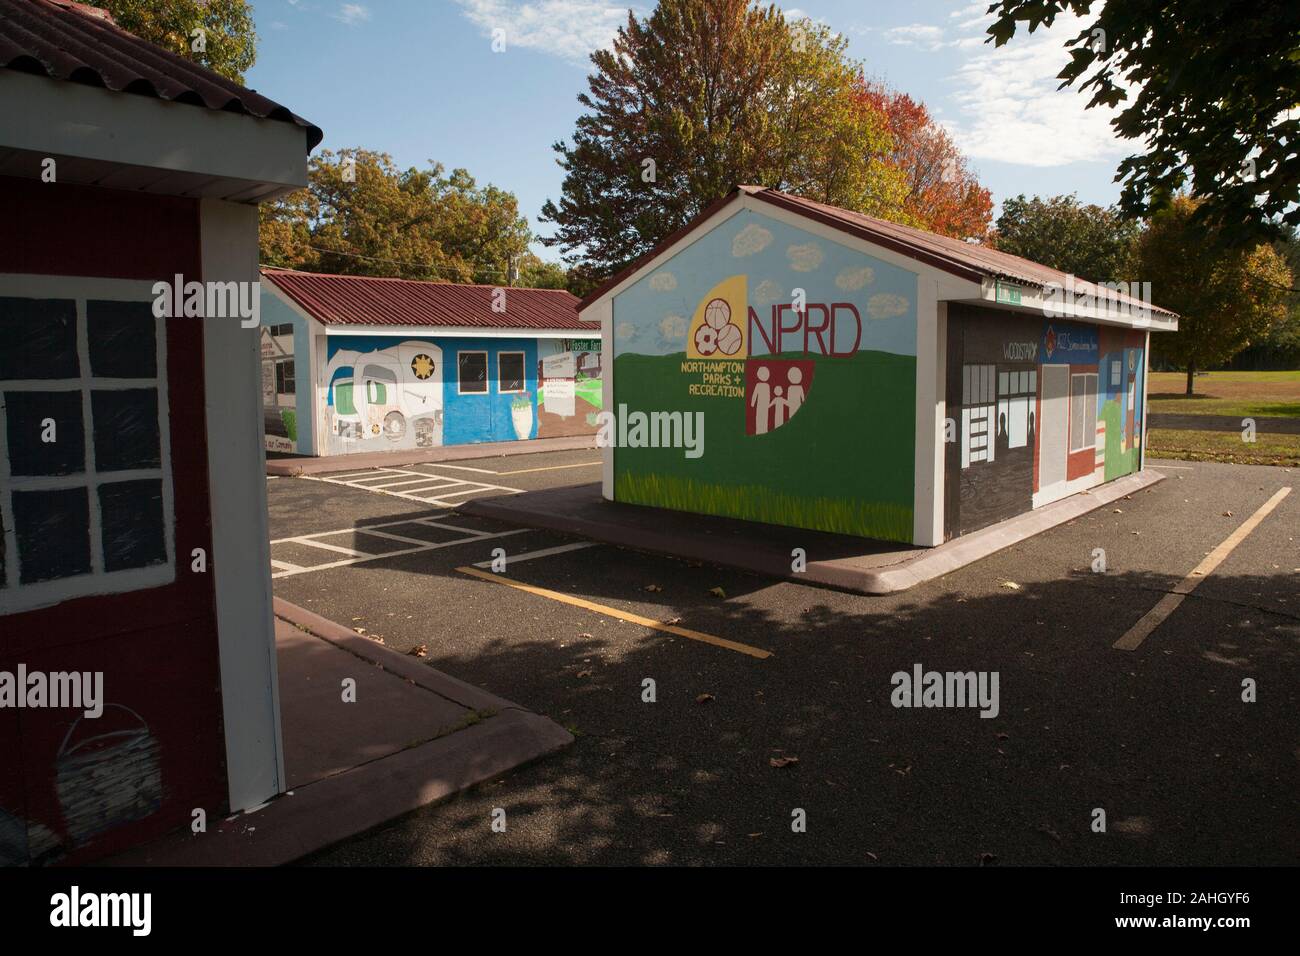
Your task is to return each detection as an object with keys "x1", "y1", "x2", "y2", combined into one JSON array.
[
  {"x1": 581, "y1": 185, "x2": 1177, "y2": 319},
  {"x1": 0, "y1": 0, "x2": 322, "y2": 150},
  {"x1": 262, "y1": 269, "x2": 590, "y2": 331}
]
